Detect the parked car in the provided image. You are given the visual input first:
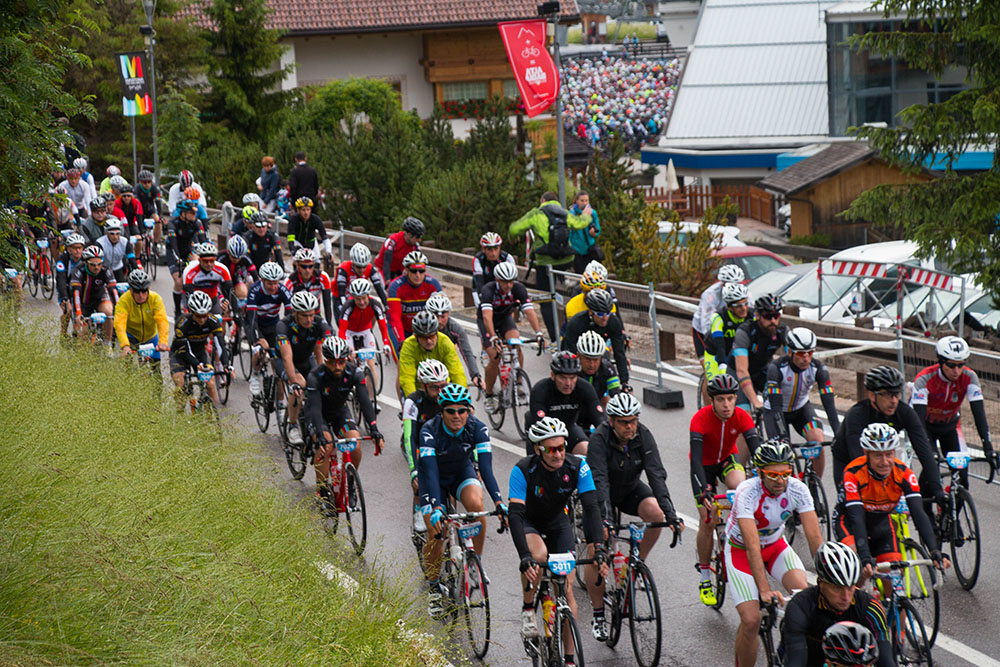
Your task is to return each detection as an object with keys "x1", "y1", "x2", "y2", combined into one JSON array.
[
  {"x1": 747, "y1": 261, "x2": 813, "y2": 298},
  {"x1": 658, "y1": 220, "x2": 745, "y2": 247},
  {"x1": 715, "y1": 245, "x2": 790, "y2": 283}
]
